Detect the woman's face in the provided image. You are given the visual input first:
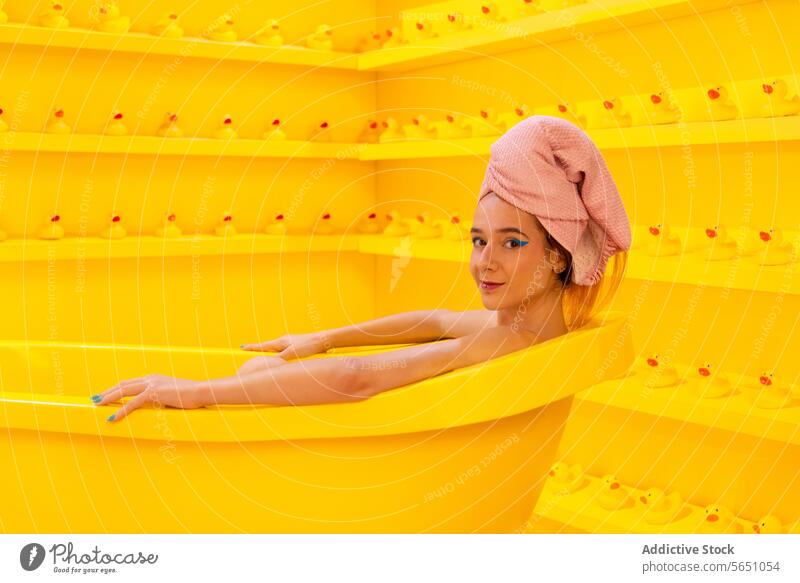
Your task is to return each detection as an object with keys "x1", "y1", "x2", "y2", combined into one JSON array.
[{"x1": 470, "y1": 192, "x2": 563, "y2": 310}]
